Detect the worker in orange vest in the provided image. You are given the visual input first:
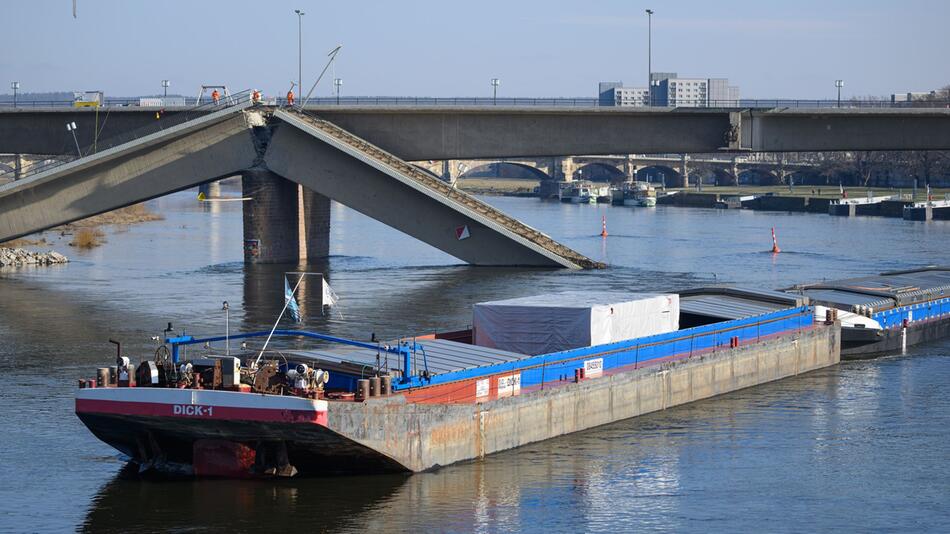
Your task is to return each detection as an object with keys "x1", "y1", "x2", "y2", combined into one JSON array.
[
  {"x1": 252, "y1": 89, "x2": 261, "y2": 104},
  {"x1": 286, "y1": 89, "x2": 295, "y2": 107},
  {"x1": 211, "y1": 89, "x2": 220, "y2": 105}
]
